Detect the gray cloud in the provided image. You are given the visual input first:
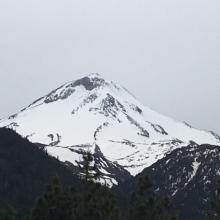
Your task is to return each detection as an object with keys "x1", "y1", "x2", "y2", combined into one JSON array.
[{"x1": 0, "y1": 0, "x2": 219, "y2": 134}]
